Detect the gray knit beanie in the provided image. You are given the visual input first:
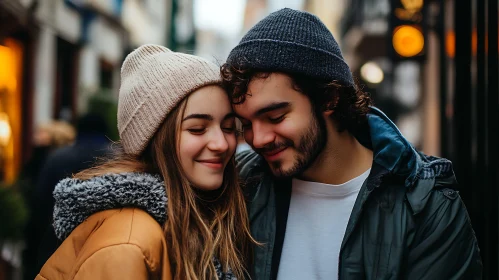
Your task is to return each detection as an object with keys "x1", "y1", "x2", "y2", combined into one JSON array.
[
  {"x1": 227, "y1": 8, "x2": 354, "y2": 86},
  {"x1": 118, "y1": 44, "x2": 221, "y2": 155}
]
